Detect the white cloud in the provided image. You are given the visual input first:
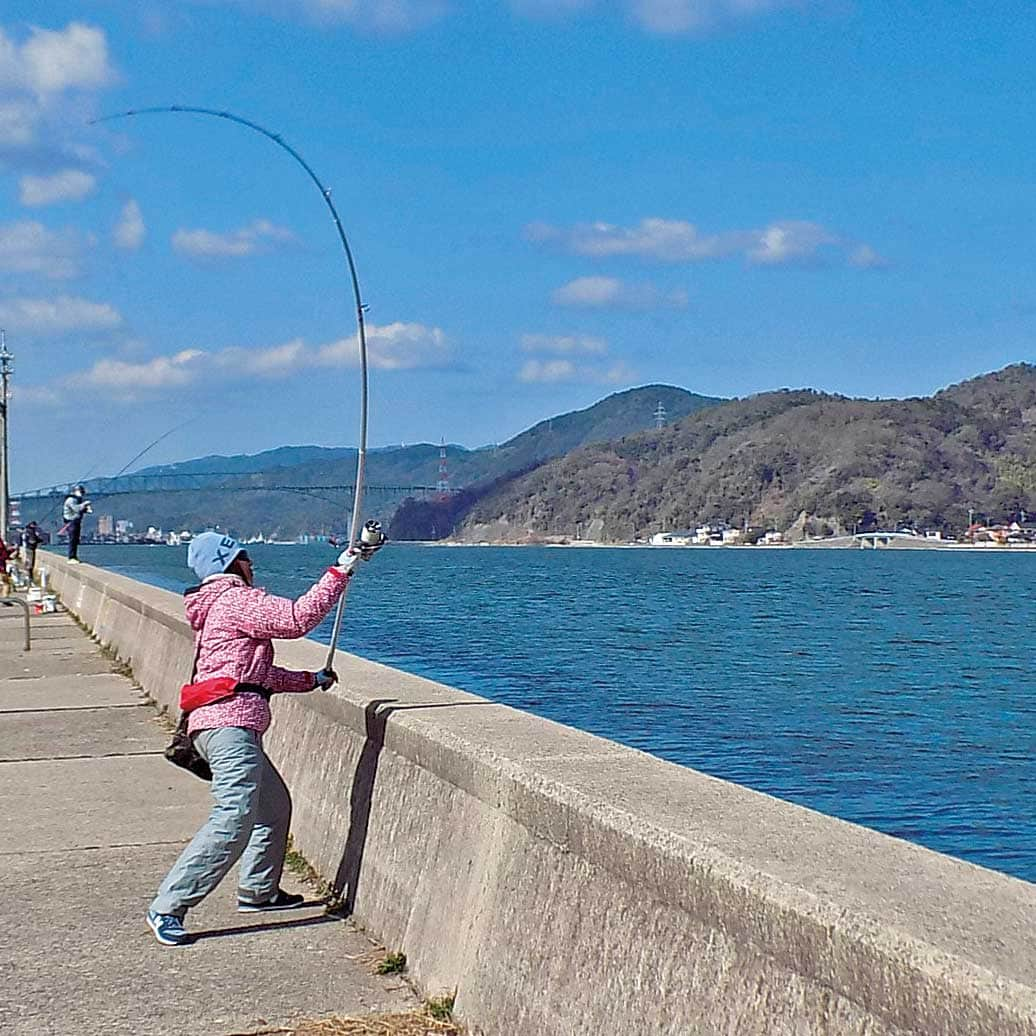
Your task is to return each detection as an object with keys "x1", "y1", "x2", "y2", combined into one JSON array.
[
  {"x1": 0, "y1": 220, "x2": 89, "y2": 279},
  {"x1": 530, "y1": 216, "x2": 869, "y2": 268},
  {"x1": 520, "y1": 359, "x2": 578, "y2": 383},
  {"x1": 237, "y1": 339, "x2": 308, "y2": 375},
  {"x1": 12, "y1": 383, "x2": 60, "y2": 406},
  {"x1": 848, "y1": 243, "x2": 888, "y2": 270},
  {"x1": 532, "y1": 217, "x2": 739, "y2": 261},
  {"x1": 312, "y1": 321, "x2": 452, "y2": 370},
  {"x1": 0, "y1": 98, "x2": 38, "y2": 148},
  {"x1": 521, "y1": 333, "x2": 608, "y2": 355},
  {"x1": 1, "y1": 22, "x2": 114, "y2": 95},
  {"x1": 520, "y1": 358, "x2": 636, "y2": 385},
  {"x1": 0, "y1": 295, "x2": 121, "y2": 335},
  {"x1": 172, "y1": 219, "x2": 297, "y2": 259},
  {"x1": 214, "y1": 0, "x2": 448, "y2": 33},
  {"x1": 113, "y1": 200, "x2": 145, "y2": 250},
  {"x1": 0, "y1": 22, "x2": 116, "y2": 176},
  {"x1": 509, "y1": 0, "x2": 594, "y2": 17},
  {"x1": 746, "y1": 219, "x2": 836, "y2": 266},
  {"x1": 518, "y1": 331, "x2": 634, "y2": 384},
  {"x1": 71, "y1": 350, "x2": 203, "y2": 392},
  {"x1": 627, "y1": 0, "x2": 804, "y2": 33},
  {"x1": 53, "y1": 320, "x2": 451, "y2": 399},
  {"x1": 216, "y1": 0, "x2": 808, "y2": 34},
  {"x1": 19, "y1": 169, "x2": 96, "y2": 206},
  {"x1": 552, "y1": 275, "x2": 688, "y2": 309}
]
